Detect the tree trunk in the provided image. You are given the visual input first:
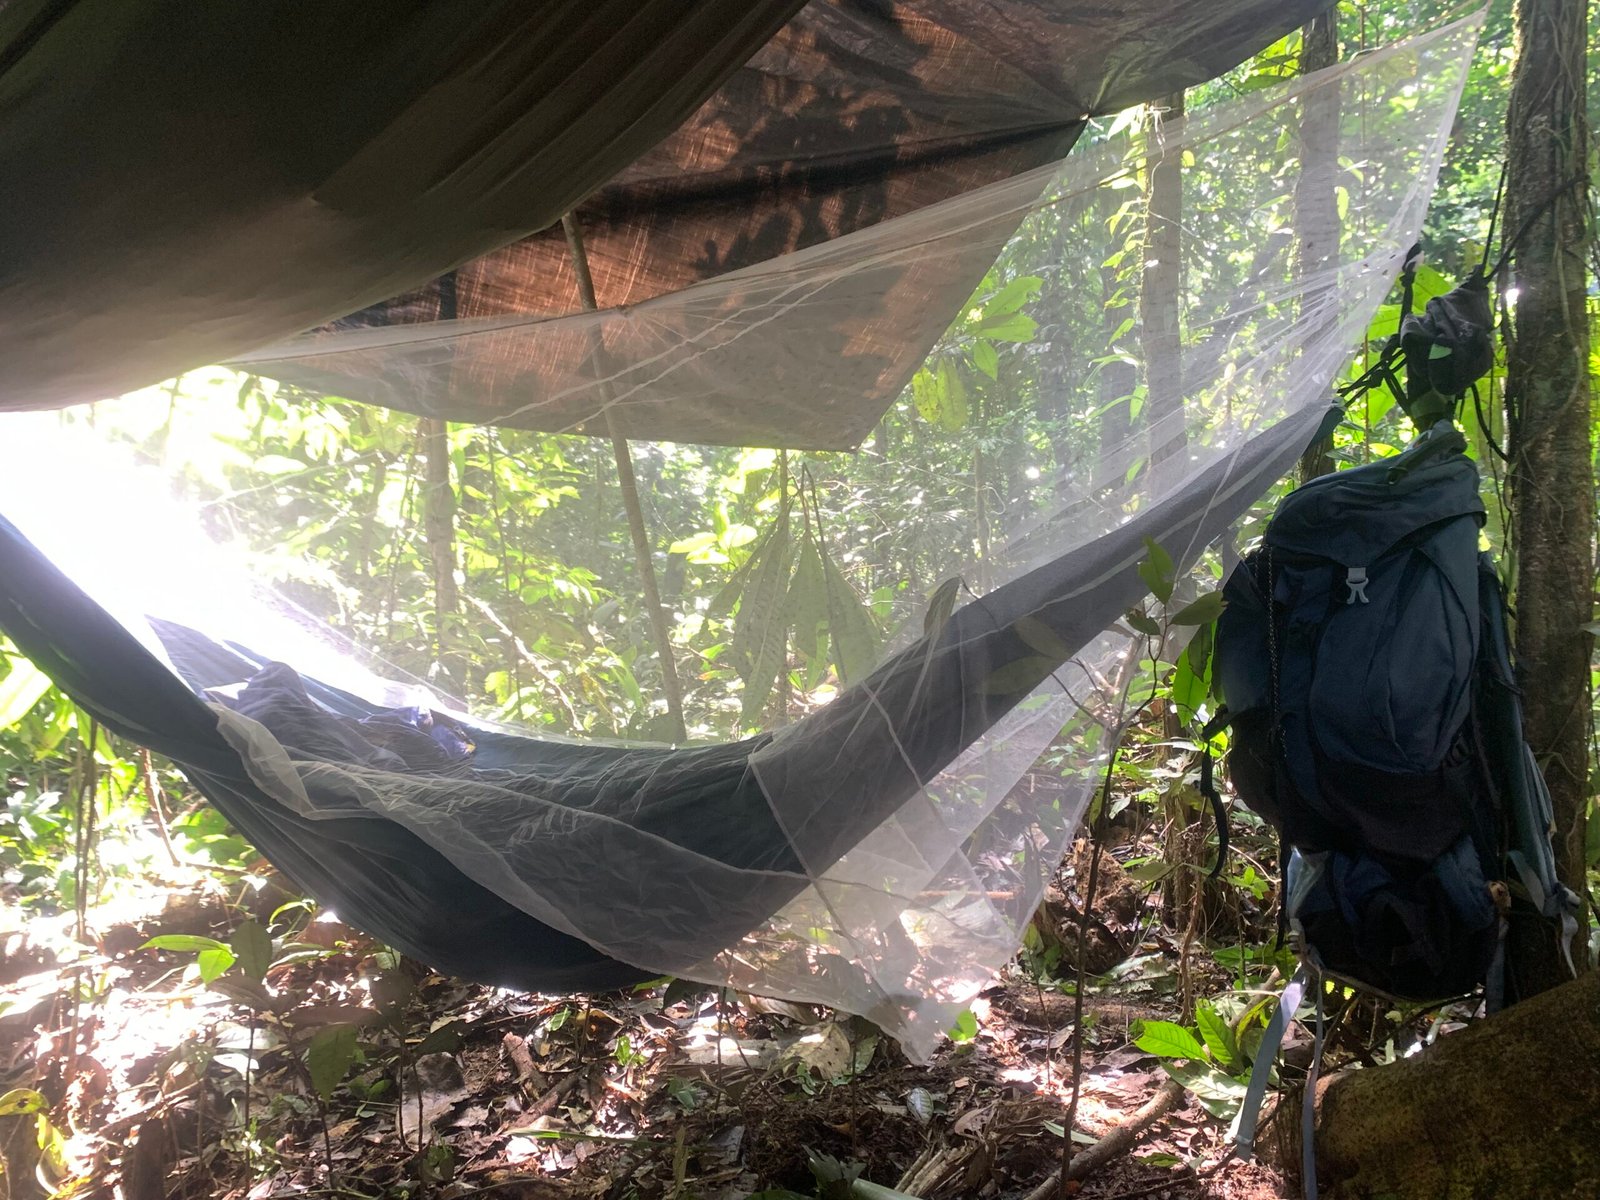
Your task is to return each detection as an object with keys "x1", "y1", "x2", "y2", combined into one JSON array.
[
  {"x1": 420, "y1": 417, "x2": 459, "y2": 669},
  {"x1": 1141, "y1": 92, "x2": 1185, "y2": 487},
  {"x1": 1098, "y1": 190, "x2": 1138, "y2": 474},
  {"x1": 1277, "y1": 968, "x2": 1600, "y2": 1198},
  {"x1": 1296, "y1": 9, "x2": 1340, "y2": 483},
  {"x1": 1503, "y1": 0, "x2": 1592, "y2": 988}
]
